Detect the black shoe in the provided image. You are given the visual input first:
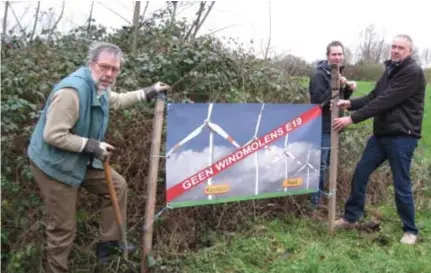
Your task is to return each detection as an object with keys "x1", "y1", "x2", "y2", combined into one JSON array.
[{"x1": 95, "y1": 240, "x2": 137, "y2": 263}]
